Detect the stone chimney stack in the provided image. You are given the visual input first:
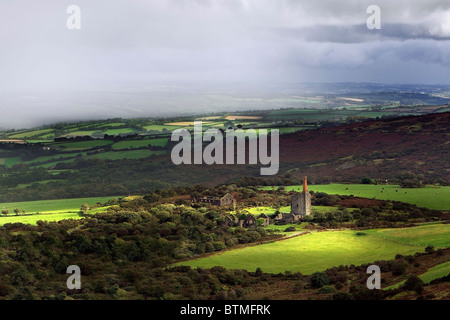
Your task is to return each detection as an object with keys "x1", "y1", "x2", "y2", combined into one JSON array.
[{"x1": 303, "y1": 176, "x2": 308, "y2": 193}]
